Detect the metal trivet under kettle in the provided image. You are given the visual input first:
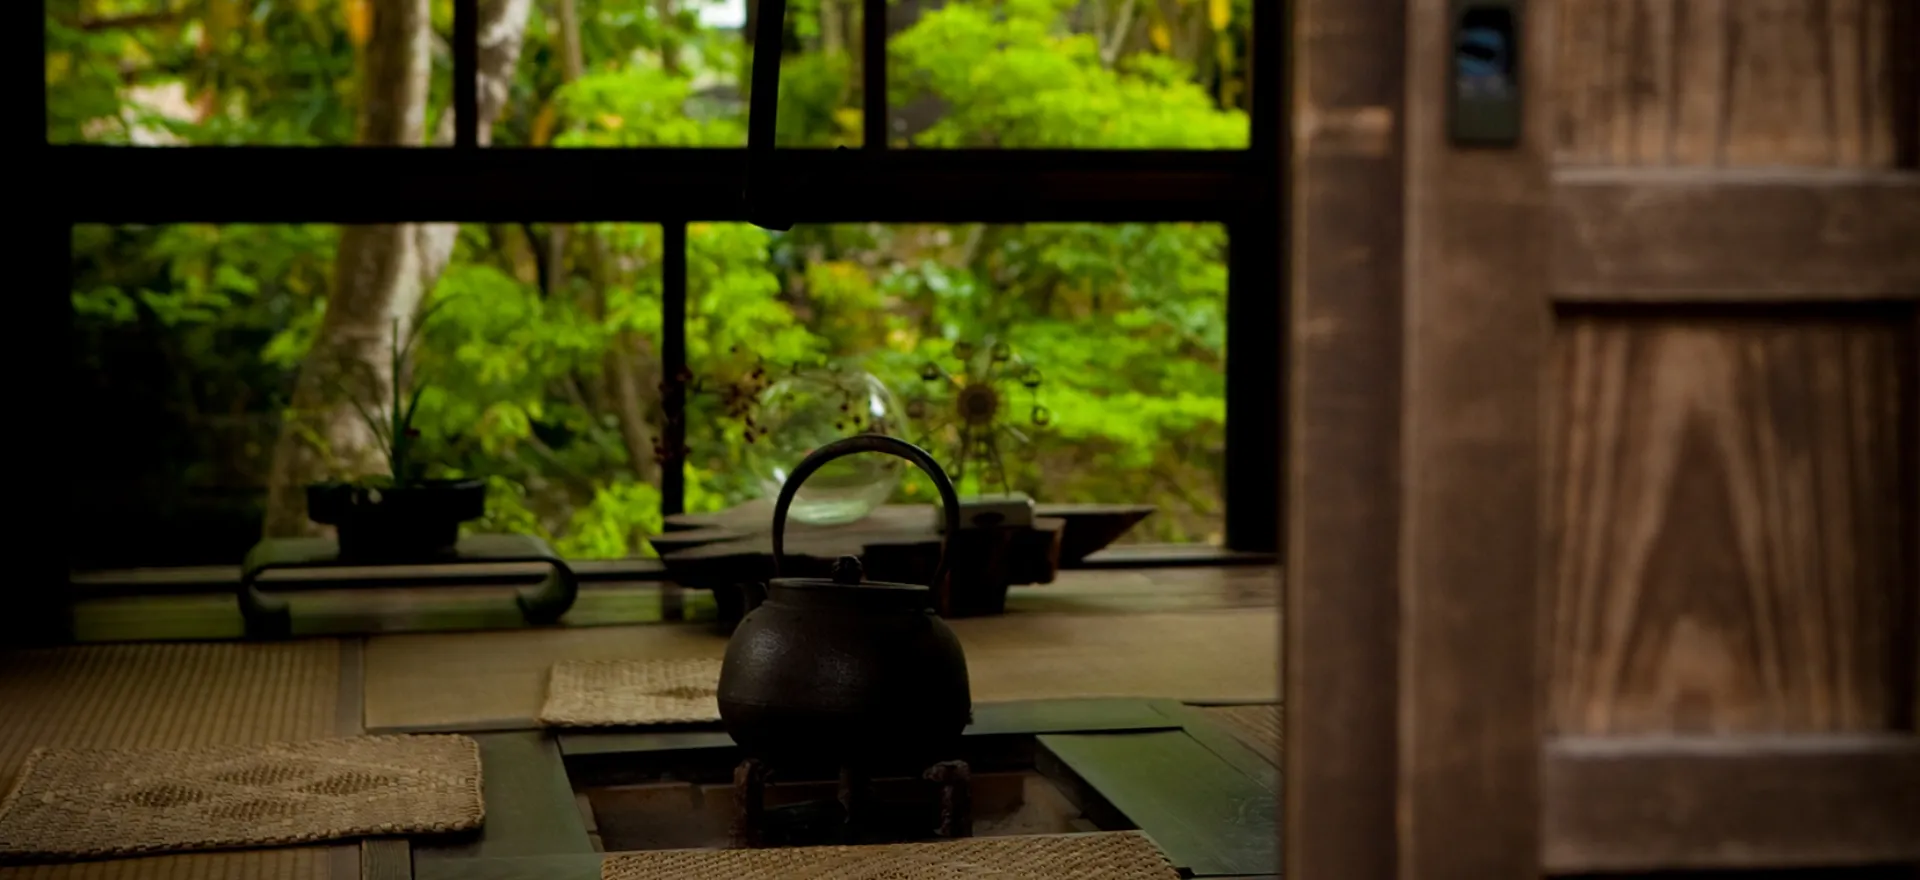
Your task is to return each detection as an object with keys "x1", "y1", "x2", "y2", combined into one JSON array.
[{"x1": 716, "y1": 434, "x2": 977, "y2": 848}]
